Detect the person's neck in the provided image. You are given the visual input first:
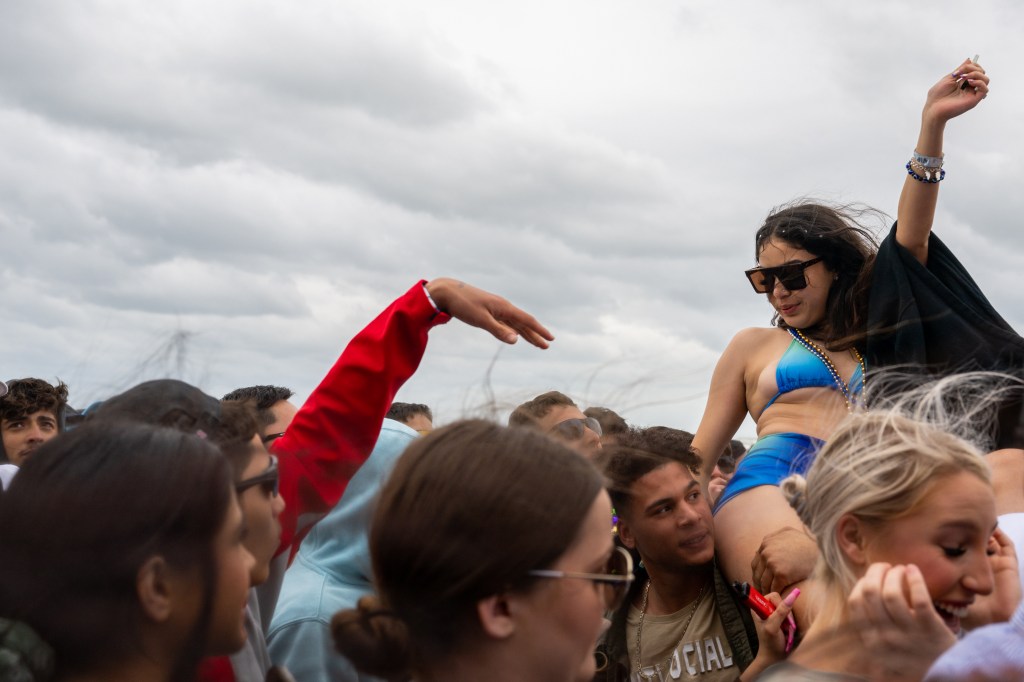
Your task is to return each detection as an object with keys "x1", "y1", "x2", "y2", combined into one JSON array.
[{"x1": 643, "y1": 561, "x2": 714, "y2": 616}]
